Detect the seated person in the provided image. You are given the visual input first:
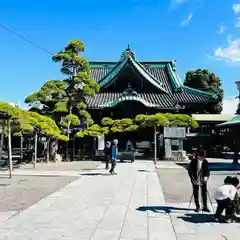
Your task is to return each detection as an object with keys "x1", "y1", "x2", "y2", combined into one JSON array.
[{"x1": 214, "y1": 176, "x2": 238, "y2": 222}]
